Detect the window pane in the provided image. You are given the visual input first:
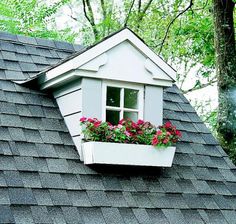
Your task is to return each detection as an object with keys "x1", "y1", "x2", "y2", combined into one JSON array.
[
  {"x1": 124, "y1": 89, "x2": 138, "y2": 109},
  {"x1": 106, "y1": 110, "x2": 120, "y2": 125},
  {"x1": 124, "y1": 111, "x2": 138, "y2": 122},
  {"x1": 106, "y1": 87, "x2": 121, "y2": 107}
]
